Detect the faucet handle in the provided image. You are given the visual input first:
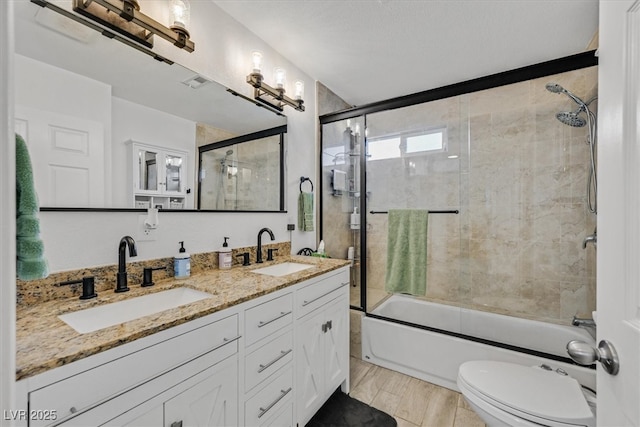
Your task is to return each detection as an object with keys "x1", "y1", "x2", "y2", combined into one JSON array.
[
  {"x1": 267, "y1": 248, "x2": 278, "y2": 261},
  {"x1": 57, "y1": 277, "x2": 97, "y2": 300},
  {"x1": 142, "y1": 266, "x2": 166, "y2": 287},
  {"x1": 236, "y1": 252, "x2": 251, "y2": 266}
]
